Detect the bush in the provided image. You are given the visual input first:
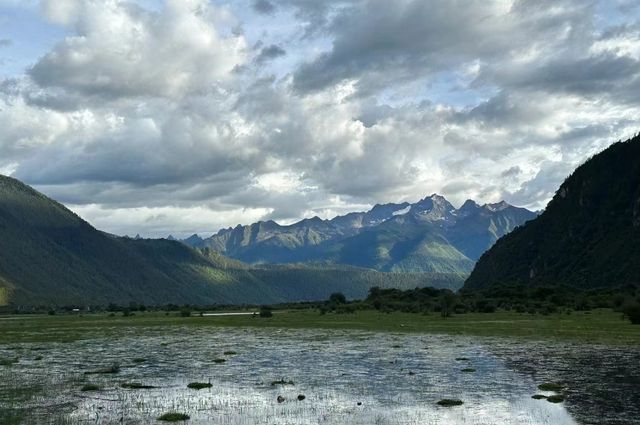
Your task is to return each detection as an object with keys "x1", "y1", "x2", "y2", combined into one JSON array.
[
  {"x1": 259, "y1": 306, "x2": 273, "y2": 318},
  {"x1": 328, "y1": 292, "x2": 347, "y2": 304},
  {"x1": 180, "y1": 308, "x2": 191, "y2": 318},
  {"x1": 622, "y1": 301, "x2": 640, "y2": 324}
]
